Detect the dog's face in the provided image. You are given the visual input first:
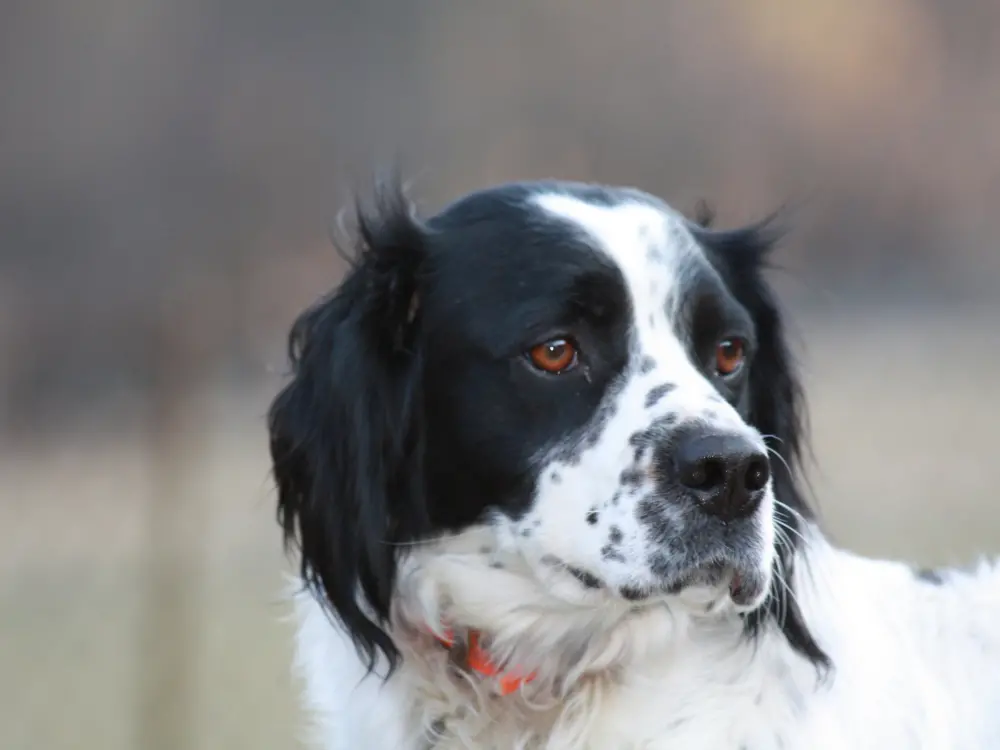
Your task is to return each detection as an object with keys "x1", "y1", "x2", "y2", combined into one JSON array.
[
  {"x1": 419, "y1": 187, "x2": 774, "y2": 608},
  {"x1": 271, "y1": 181, "x2": 817, "y2": 668}
]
